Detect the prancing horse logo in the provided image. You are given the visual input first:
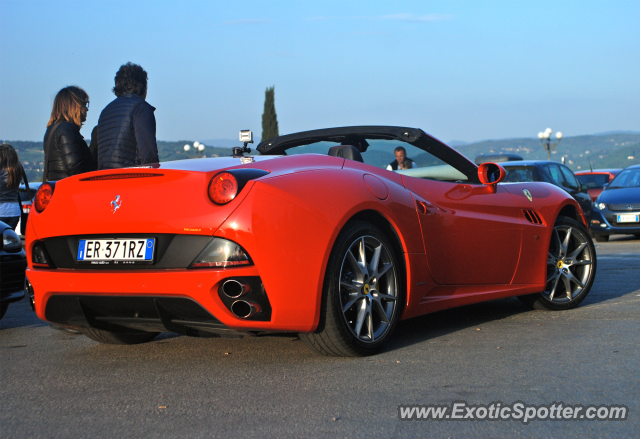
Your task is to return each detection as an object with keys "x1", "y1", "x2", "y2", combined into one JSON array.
[
  {"x1": 523, "y1": 189, "x2": 533, "y2": 202},
  {"x1": 111, "y1": 195, "x2": 122, "y2": 213}
]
